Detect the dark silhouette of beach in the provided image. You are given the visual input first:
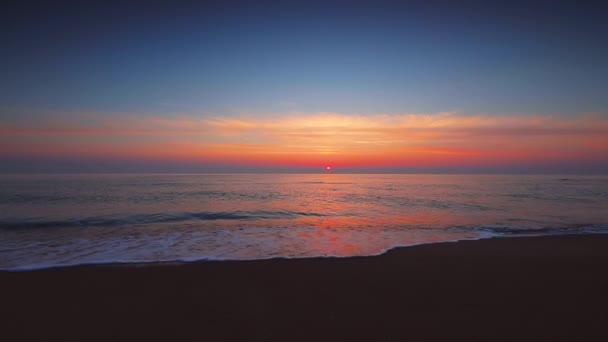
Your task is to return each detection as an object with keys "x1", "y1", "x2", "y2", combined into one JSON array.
[{"x1": 3, "y1": 234, "x2": 608, "y2": 341}]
